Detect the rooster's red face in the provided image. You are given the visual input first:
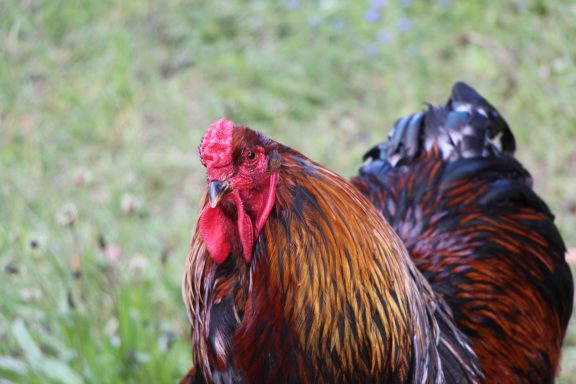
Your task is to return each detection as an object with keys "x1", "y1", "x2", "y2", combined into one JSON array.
[{"x1": 198, "y1": 119, "x2": 280, "y2": 264}]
